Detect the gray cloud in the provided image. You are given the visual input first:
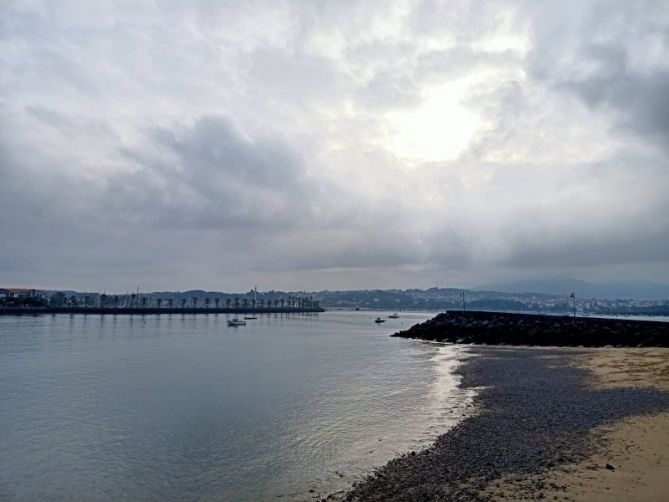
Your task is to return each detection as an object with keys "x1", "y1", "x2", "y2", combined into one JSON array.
[
  {"x1": 109, "y1": 115, "x2": 318, "y2": 229},
  {"x1": 563, "y1": 68, "x2": 669, "y2": 147},
  {"x1": 524, "y1": 0, "x2": 669, "y2": 149},
  {"x1": 1, "y1": 0, "x2": 668, "y2": 291}
]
